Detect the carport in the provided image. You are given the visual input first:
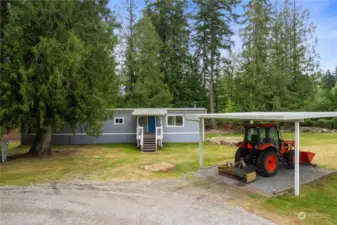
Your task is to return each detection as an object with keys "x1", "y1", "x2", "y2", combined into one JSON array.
[{"x1": 189, "y1": 112, "x2": 337, "y2": 196}]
